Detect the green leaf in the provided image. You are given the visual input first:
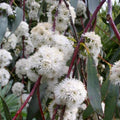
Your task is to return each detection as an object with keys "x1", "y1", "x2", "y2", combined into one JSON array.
[
  {"x1": 101, "y1": 79, "x2": 110, "y2": 100},
  {"x1": 0, "y1": 15, "x2": 8, "y2": 43},
  {"x1": 1, "y1": 81, "x2": 13, "y2": 97},
  {"x1": 87, "y1": 55, "x2": 103, "y2": 115},
  {"x1": 70, "y1": 0, "x2": 78, "y2": 11},
  {"x1": 114, "y1": 14, "x2": 120, "y2": 25},
  {"x1": 8, "y1": 7, "x2": 23, "y2": 34},
  {"x1": 103, "y1": 83, "x2": 119, "y2": 120},
  {"x1": 83, "y1": 104, "x2": 94, "y2": 119},
  {"x1": 27, "y1": 83, "x2": 47, "y2": 120},
  {"x1": 0, "y1": 96, "x2": 12, "y2": 120},
  {"x1": 88, "y1": 0, "x2": 99, "y2": 14}
]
